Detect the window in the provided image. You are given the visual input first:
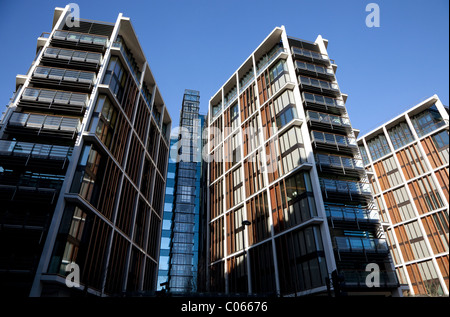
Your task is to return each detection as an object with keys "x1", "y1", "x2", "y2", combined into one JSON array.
[
  {"x1": 383, "y1": 186, "x2": 415, "y2": 224},
  {"x1": 410, "y1": 104, "x2": 445, "y2": 137},
  {"x1": 367, "y1": 133, "x2": 391, "y2": 161},
  {"x1": 432, "y1": 130, "x2": 449, "y2": 150},
  {"x1": 278, "y1": 126, "x2": 306, "y2": 175},
  {"x1": 270, "y1": 171, "x2": 317, "y2": 233},
  {"x1": 388, "y1": 122, "x2": 414, "y2": 150}
]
